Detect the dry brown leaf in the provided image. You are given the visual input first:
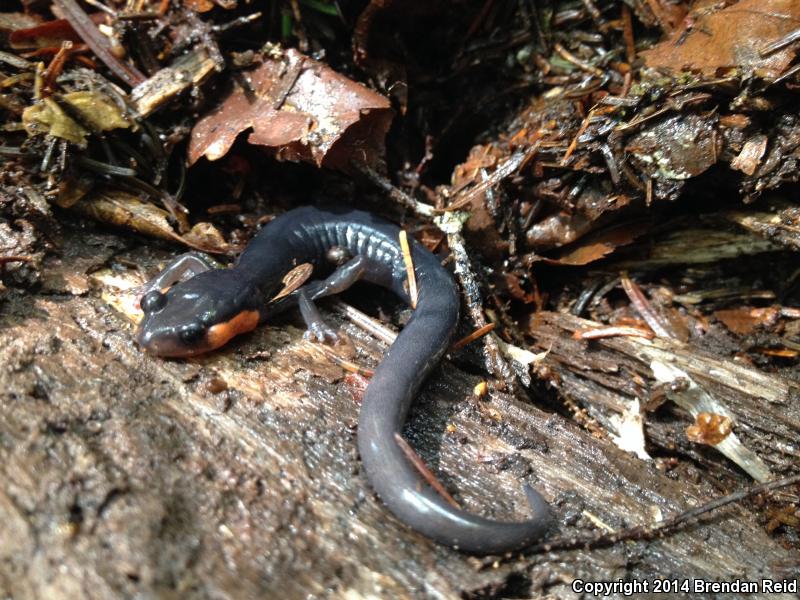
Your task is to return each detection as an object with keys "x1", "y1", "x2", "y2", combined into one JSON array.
[
  {"x1": 181, "y1": 221, "x2": 235, "y2": 254},
  {"x1": 183, "y1": 0, "x2": 215, "y2": 12},
  {"x1": 23, "y1": 91, "x2": 129, "y2": 145},
  {"x1": 626, "y1": 114, "x2": 720, "y2": 181},
  {"x1": 641, "y1": 0, "x2": 800, "y2": 80},
  {"x1": 714, "y1": 306, "x2": 781, "y2": 335},
  {"x1": 546, "y1": 224, "x2": 643, "y2": 266},
  {"x1": 272, "y1": 263, "x2": 314, "y2": 301},
  {"x1": 72, "y1": 189, "x2": 233, "y2": 254},
  {"x1": 188, "y1": 48, "x2": 393, "y2": 172},
  {"x1": 73, "y1": 189, "x2": 178, "y2": 239},
  {"x1": 730, "y1": 135, "x2": 768, "y2": 176},
  {"x1": 55, "y1": 175, "x2": 93, "y2": 208},
  {"x1": 23, "y1": 98, "x2": 88, "y2": 144}
]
